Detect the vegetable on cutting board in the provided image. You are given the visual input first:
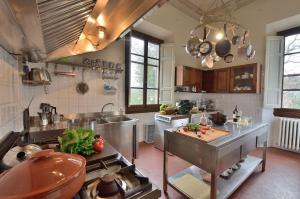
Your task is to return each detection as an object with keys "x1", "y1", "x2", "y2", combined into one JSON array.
[
  {"x1": 58, "y1": 128, "x2": 99, "y2": 156},
  {"x1": 186, "y1": 123, "x2": 200, "y2": 132},
  {"x1": 94, "y1": 137, "x2": 105, "y2": 152}
]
